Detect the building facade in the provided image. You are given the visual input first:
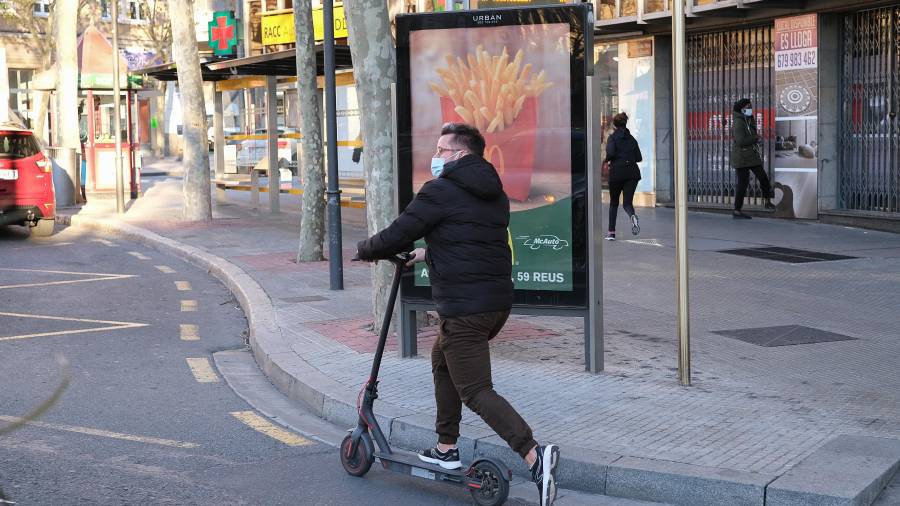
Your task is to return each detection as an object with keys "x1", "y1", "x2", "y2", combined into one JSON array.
[
  {"x1": 1, "y1": 1, "x2": 169, "y2": 140},
  {"x1": 594, "y1": 0, "x2": 900, "y2": 229}
]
